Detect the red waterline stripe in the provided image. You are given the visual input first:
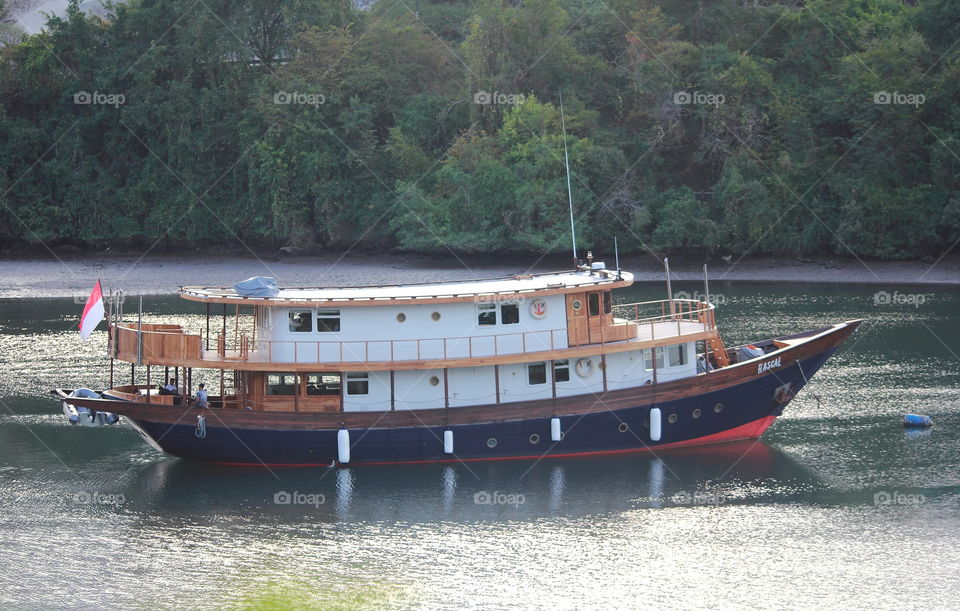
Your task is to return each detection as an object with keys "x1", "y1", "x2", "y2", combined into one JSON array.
[{"x1": 208, "y1": 415, "x2": 778, "y2": 468}]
